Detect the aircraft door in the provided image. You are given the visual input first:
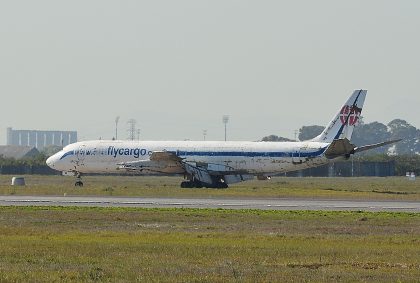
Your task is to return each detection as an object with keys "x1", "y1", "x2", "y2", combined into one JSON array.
[{"x1": 292, "y1": 150, "x2": 302, "y2": 164}]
